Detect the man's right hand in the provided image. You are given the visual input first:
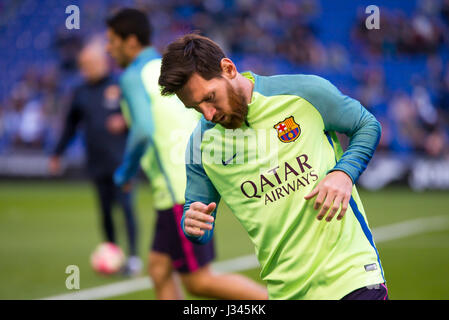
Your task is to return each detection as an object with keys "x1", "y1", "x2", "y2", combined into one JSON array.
[
  {"x1": 184, "y1": 202, "x2": 216, "y2": 237},
  {"x1": 48, "y1": 156, "x2": 62, "y2": 175}
]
